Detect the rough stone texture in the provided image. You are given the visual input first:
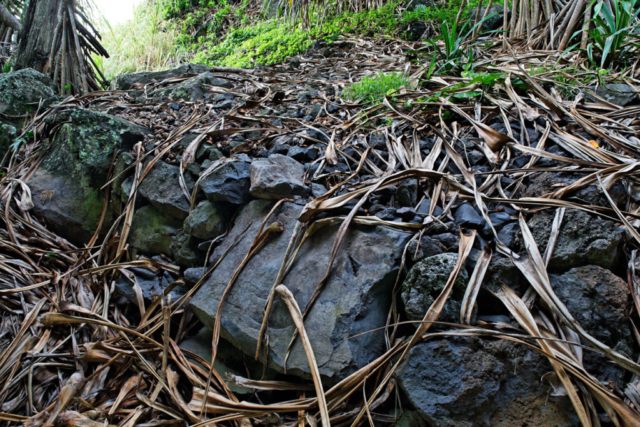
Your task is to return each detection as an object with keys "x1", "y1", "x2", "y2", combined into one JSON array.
[
  {"x1": 396, "y1": 337, "x2": 579, "y2": 427},
  {"x1": 200, "y1": 160, "x2": 251, "y2": 205},
  {"x1": 401, "y1": 253, "x2": 469, "y2": 323},
  {"x1": 406, "y1": 236, "x2": 446, "y2": 263},
  {"x1": 249, "y1": 154, "x2": 307, "y2": 199},
  {"x1": 139, "y1": 161, "x2": 193, "y2": 220},
  {"x1": 453, "y1": 203, "x2": 485, "y2": 229},
  {"x1": 183, "y1": 200, "x2": 227, "y2": 240},
  {"x1": 150, "y1": 72, "x2": 233, "y2": 101},
  {"x1": 114, "y1": 268, "x2": 186, "y2": 305},
  {"x1": 527, "y1": 209, "x2": 623, "y2": 271},
  {"x1": 0, "y1": 69, "x2": 56, "y2": 119},
  {"x1": 523, "y1": 172, "x2": 626, "y2": 208},
  {"x1": 587, "y1": 83, "x2": 639, "y2": 106},
  {"x1": 113, "y1": 64, "x2": 211, "y2": 90},
  {"x1": 190, "y1": 200, "x2": 411, "y2": 383},
  {"x1": 0, "y1": 124, "x2": 17, "y2": 160},
  {"x1": 129, "y1": 205, "x2": 182, "y2": 255},
  {"x1": 29, "y1": 109, "x2": 147, "y2": 244},
  {"x1": 171, "y1": 230, "x2": 205, "y2": 268},
  {"x1": 396, "y1": 179, "x2": 418, "y2": 207}
]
